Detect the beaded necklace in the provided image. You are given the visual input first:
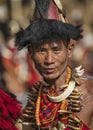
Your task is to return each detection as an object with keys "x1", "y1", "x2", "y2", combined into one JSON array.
[{"x1": 35, "y1": 66, "x2": 71, "y2": 127}]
